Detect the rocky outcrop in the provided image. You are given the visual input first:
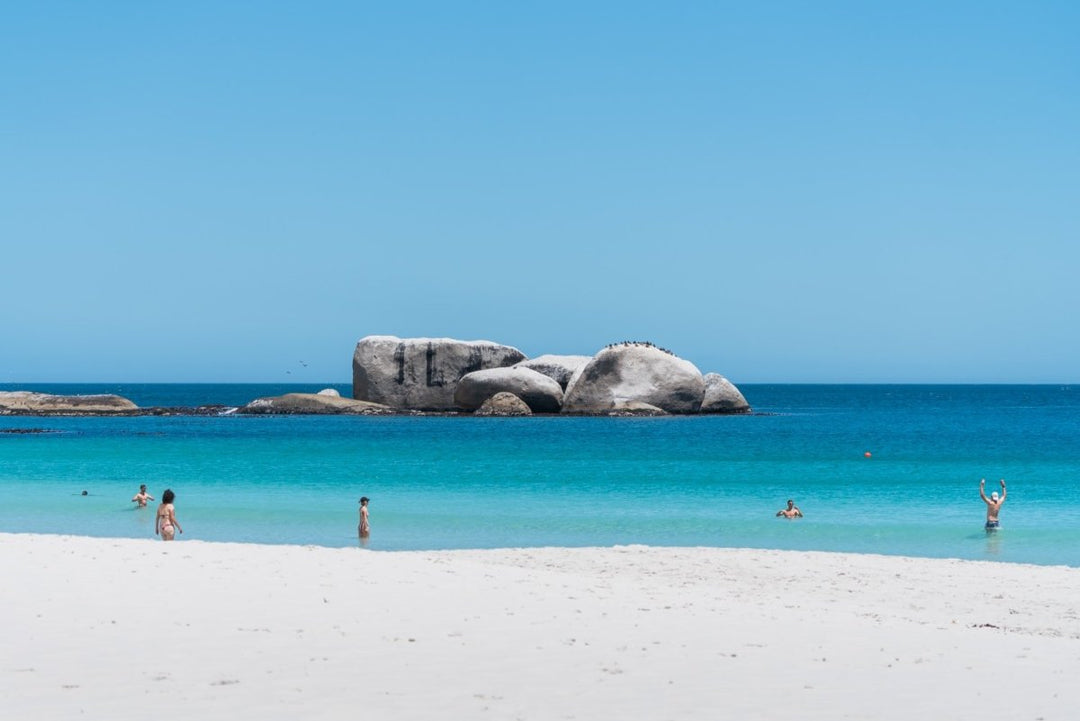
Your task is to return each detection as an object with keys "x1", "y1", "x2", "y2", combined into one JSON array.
[
  {"x1": 513, "y1": 355, "x2": 592, "y2": 390},
  {"x1": 317, "y1": 388, "x2": 341, "y2": 397},
  {"x1": 562, "y1": 343, "x2": 705, "y2": 414},
  {"x1": 609, "y1": 401, "x2": 668, "y2": 416},
  {"x1": 0, "y1": 391, "x2": 138, "y2": 414},
  {"x1": 0, "y1": 427, "x2": 61, "y2": 434},
  {"x1": 236, "y1": 393, "x2": 391, "y2": 415},
  {"x1": 353, "y1": 336, "x2": 526, "y2": 411},
  {"x1": 454, "y1": 367, "x2": 564, "y2": 413},
  {"x1": 700, "y1": 374, "x2": 751, "y2": 414},
  {"x1": 475, "y1": 392, "x2": 533, "y2": 416}
]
